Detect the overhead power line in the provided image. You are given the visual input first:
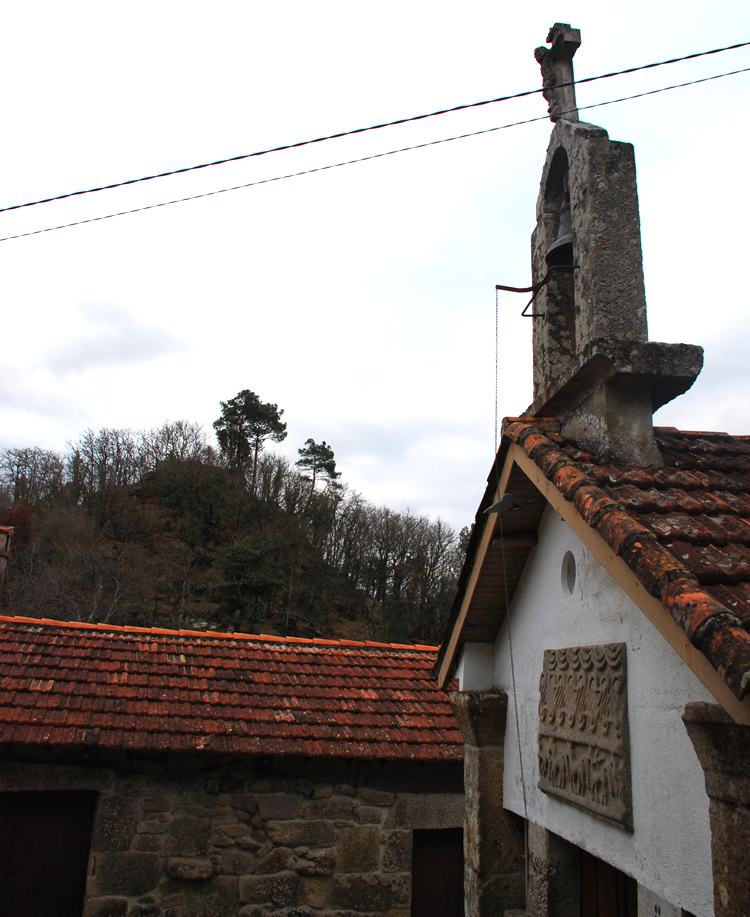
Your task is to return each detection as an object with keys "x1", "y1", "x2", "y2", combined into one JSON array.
[
  {"x1": 1, "y1": 64, "x2": 747, "y2": 246},
  {"x1": 0, "y1": 38, "x2": 748, "y2": 217}
]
